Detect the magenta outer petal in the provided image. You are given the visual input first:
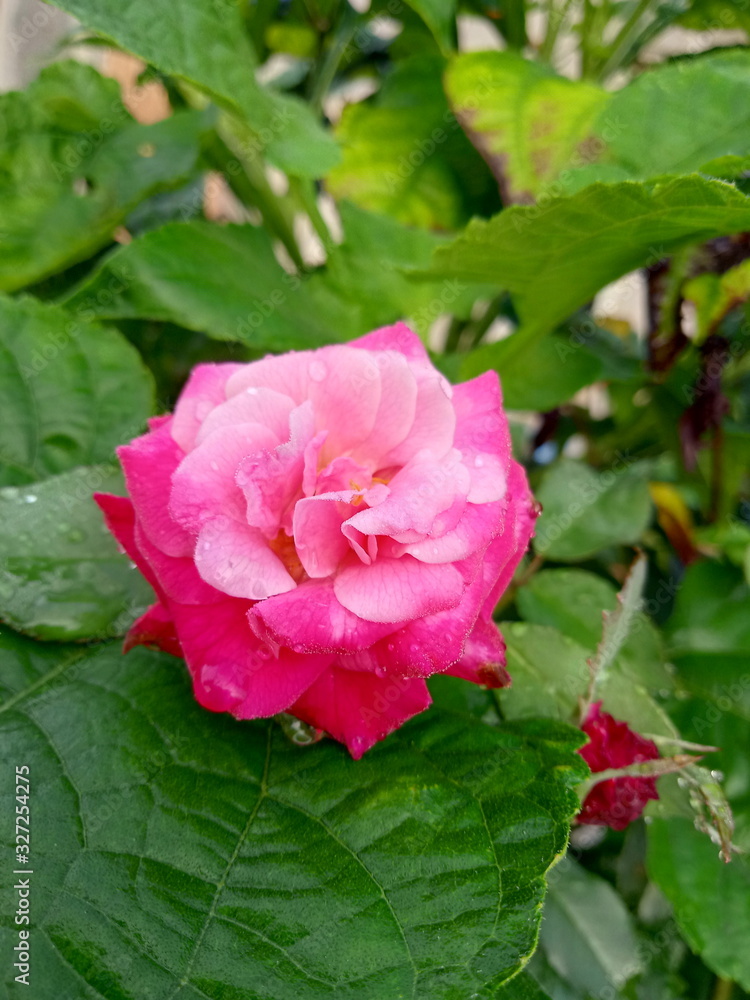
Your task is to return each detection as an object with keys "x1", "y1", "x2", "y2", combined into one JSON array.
[
  {"x1": 446, "y1": 618, "x2": 511, "y2": 688},
  {"x1": 117, "y1": 418, "x2": 193, "y2": 558},
  {"x1": 290, "y1": 666, "x2": 432, "y2": 759},
  {"x1": 169, "y1": 597, "x2": 329, "y2": 718},
  {"x1": 249, "y1": 579, "x2": 402, "y2": 654}
]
